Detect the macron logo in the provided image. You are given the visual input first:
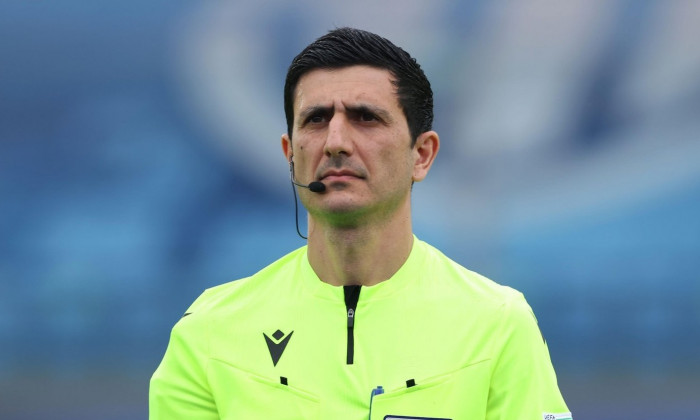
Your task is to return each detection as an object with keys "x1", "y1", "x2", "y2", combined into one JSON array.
[{"x1": 263, "y1": 329, "x2": 294, "y2": 366}]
